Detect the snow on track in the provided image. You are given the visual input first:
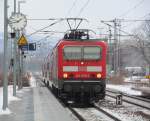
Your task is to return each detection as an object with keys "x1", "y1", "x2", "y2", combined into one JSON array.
[
  {"x1": 106, "y1": 84, "x2": 142, "y2": 96},
  {"x1": 97, "y1": 97, "x2": 150, "y2": 121}
]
